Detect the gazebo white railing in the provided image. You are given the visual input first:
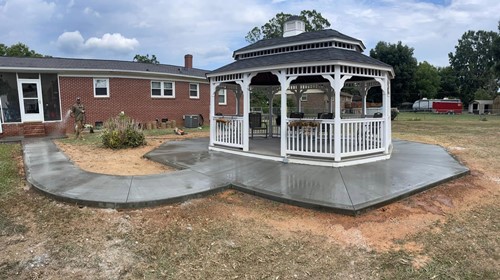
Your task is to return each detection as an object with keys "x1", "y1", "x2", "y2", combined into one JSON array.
[
  {"x1": 213, "y1": 115, "x2": 244, "y2": 148},
  {"x1": 285, "y1": 117, "x2": 384, "y2": 158}
]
